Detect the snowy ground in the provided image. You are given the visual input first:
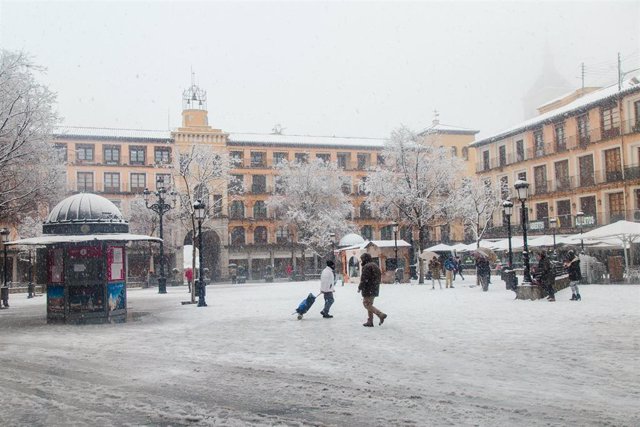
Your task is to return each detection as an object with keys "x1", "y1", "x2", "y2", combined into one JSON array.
[{"x1": 0, "y1": 276, "x2": 638, "y2": 427}]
